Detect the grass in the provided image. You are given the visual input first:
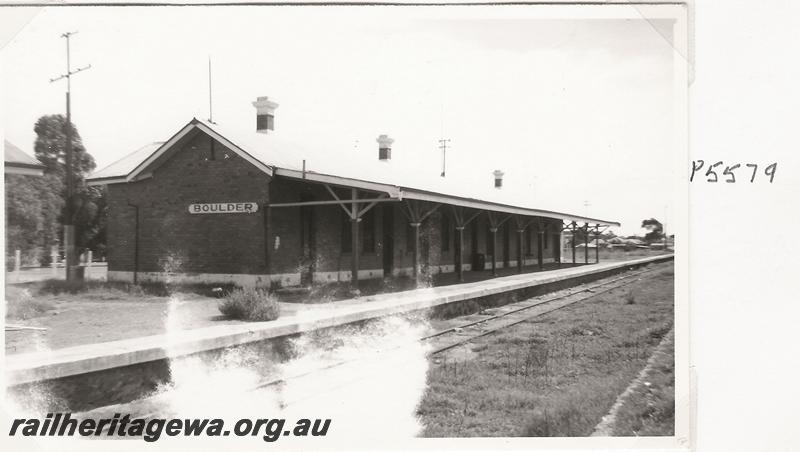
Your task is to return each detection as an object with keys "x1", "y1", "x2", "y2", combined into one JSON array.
[
  {"x1": 417, "y1": 264, "x2": 674, "y2": 437},
  {"x1": 611, "y1": 331, "x2": 675, "y2": 436},
  {"x1": 218, "y1": 287, "x2": 280, "y2": 321}
]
